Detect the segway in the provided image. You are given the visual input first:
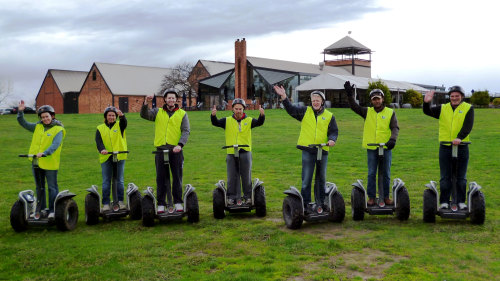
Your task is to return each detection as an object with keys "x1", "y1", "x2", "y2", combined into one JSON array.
[
  {"x1": 351, "y1": 143, "x2": 410, "y2": 221},
  {"x1": 85, "y1": 151, "x2": 142, "y2": 225},
  {"x1": 10, "y1": 154, "x2": 78, "y2": 232},
  {"x1": 282, "y1": 143, "x2": 345, "y2": 229},
  {"x1": 423, "y1": 141, "x2": 485, "y2": 224},
  {"x1": 141, "y1": 149, "x2": 199, "y2": 226},
  {"x1": 212, "y1": 144, "x2": 266, "y2": 219}
]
